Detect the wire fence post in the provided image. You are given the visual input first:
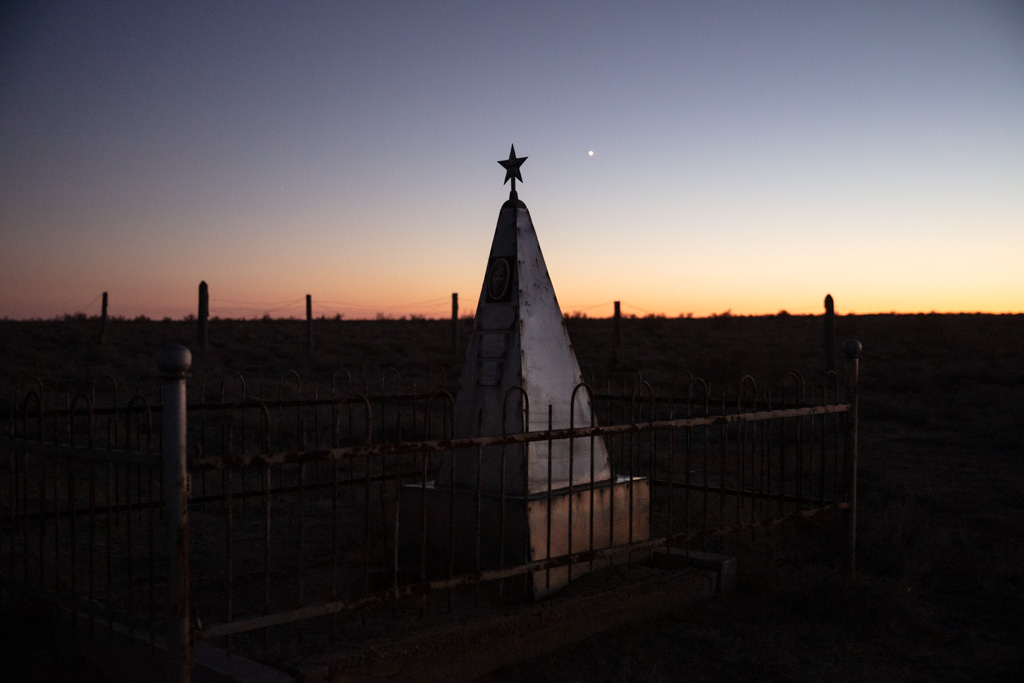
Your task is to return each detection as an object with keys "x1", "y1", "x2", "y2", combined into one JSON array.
[
  {"x1": 843, "y1": 339, "x2": 861, "y2": 577},
  {"x1": 306, "y1": 294, "x2": 313, "y2": 352},
  {"x1": 99, "y1": 291, "x2": 108, "y2": 344},
  {"x1": 613, "y1": 301, "x2": 621, "y2": 367},
  {"x1": 823, "y1": 290, "x2": 831, "y2": 370},
  {"x1": 824, "y1": 294, "x2": 835, "y2": 372},
  {"x1": 158, "y1": 344, "x2": 192, "y2": 683},
  {"x1": 197, "y1": 281, "x2": 209, "y2": 350},
  {"x1": 451, "y1": 292, "x2": 459, "y2": 356}
]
